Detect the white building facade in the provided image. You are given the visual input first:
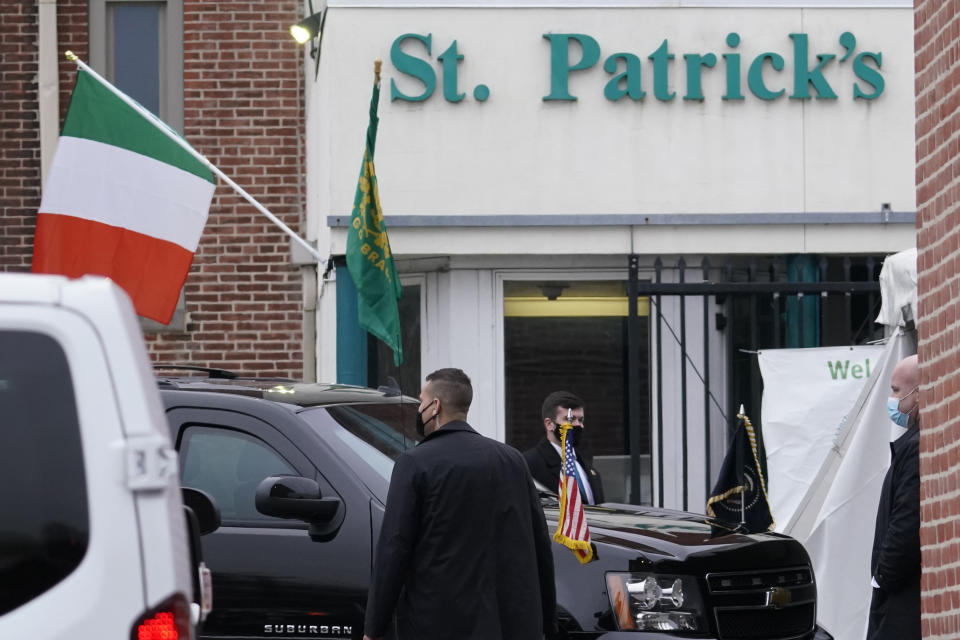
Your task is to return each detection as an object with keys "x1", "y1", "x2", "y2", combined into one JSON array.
[{"x1": 304, "y1": 0, "x2": 915, "y2": 511}]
